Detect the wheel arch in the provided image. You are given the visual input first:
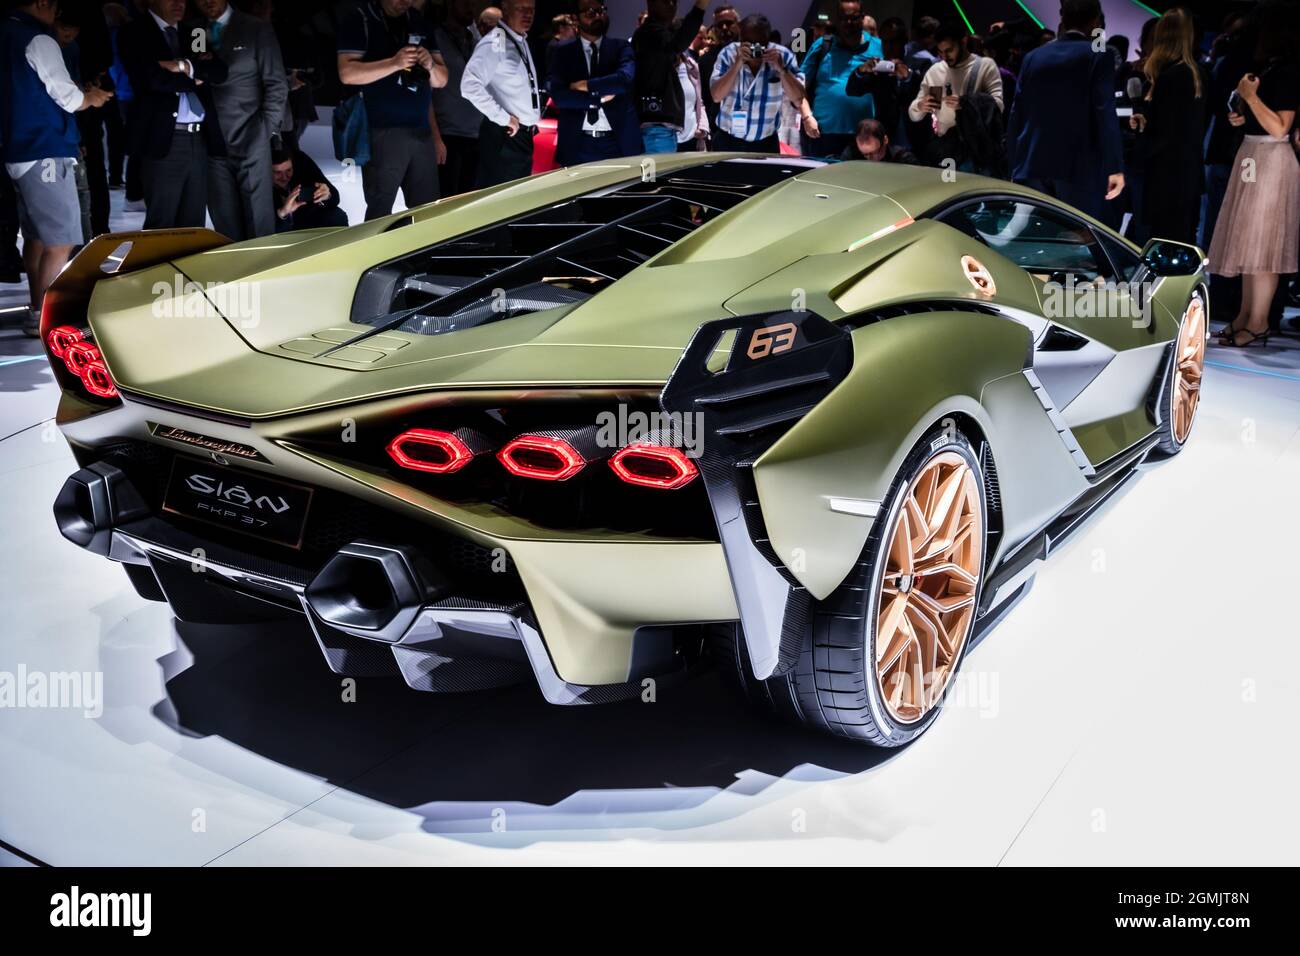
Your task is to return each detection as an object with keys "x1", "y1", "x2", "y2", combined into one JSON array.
[
  {"x1": 751, "y1": 311, "x2": 1028, "y2": 601},
  {"x1": 942, "y1": 410, "x2": 1006, "y2": 566}
]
